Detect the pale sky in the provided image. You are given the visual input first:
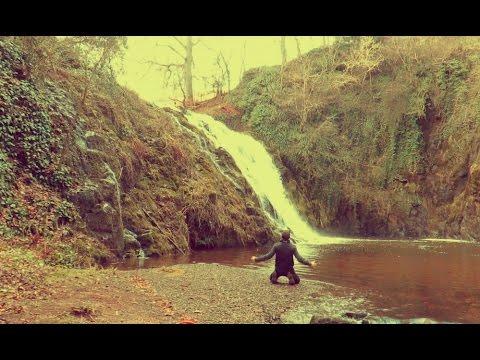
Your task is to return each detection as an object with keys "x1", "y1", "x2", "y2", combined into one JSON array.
[{"x1": 116, "y1": 36, "x2": 337, "y2": 105}]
